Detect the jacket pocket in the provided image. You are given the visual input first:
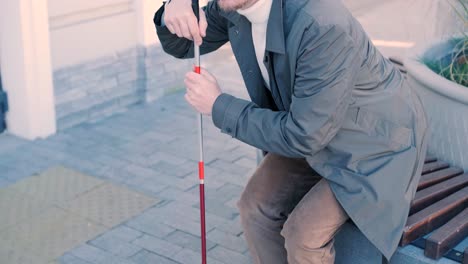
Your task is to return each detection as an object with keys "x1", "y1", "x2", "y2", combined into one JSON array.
[{"x1": 355, "y1": 107, "x2": 414, "y2": 151}]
